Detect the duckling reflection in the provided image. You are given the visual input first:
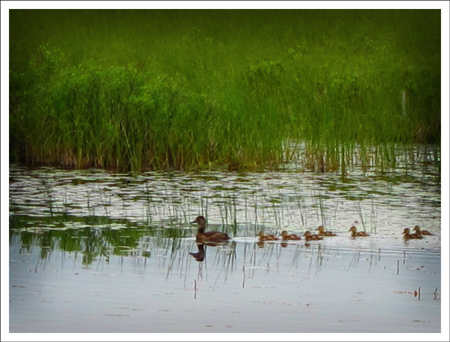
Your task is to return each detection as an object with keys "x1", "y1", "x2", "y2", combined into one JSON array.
[{"x1": 257, "y1": 241, "x2": 266, "y2": 248}]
